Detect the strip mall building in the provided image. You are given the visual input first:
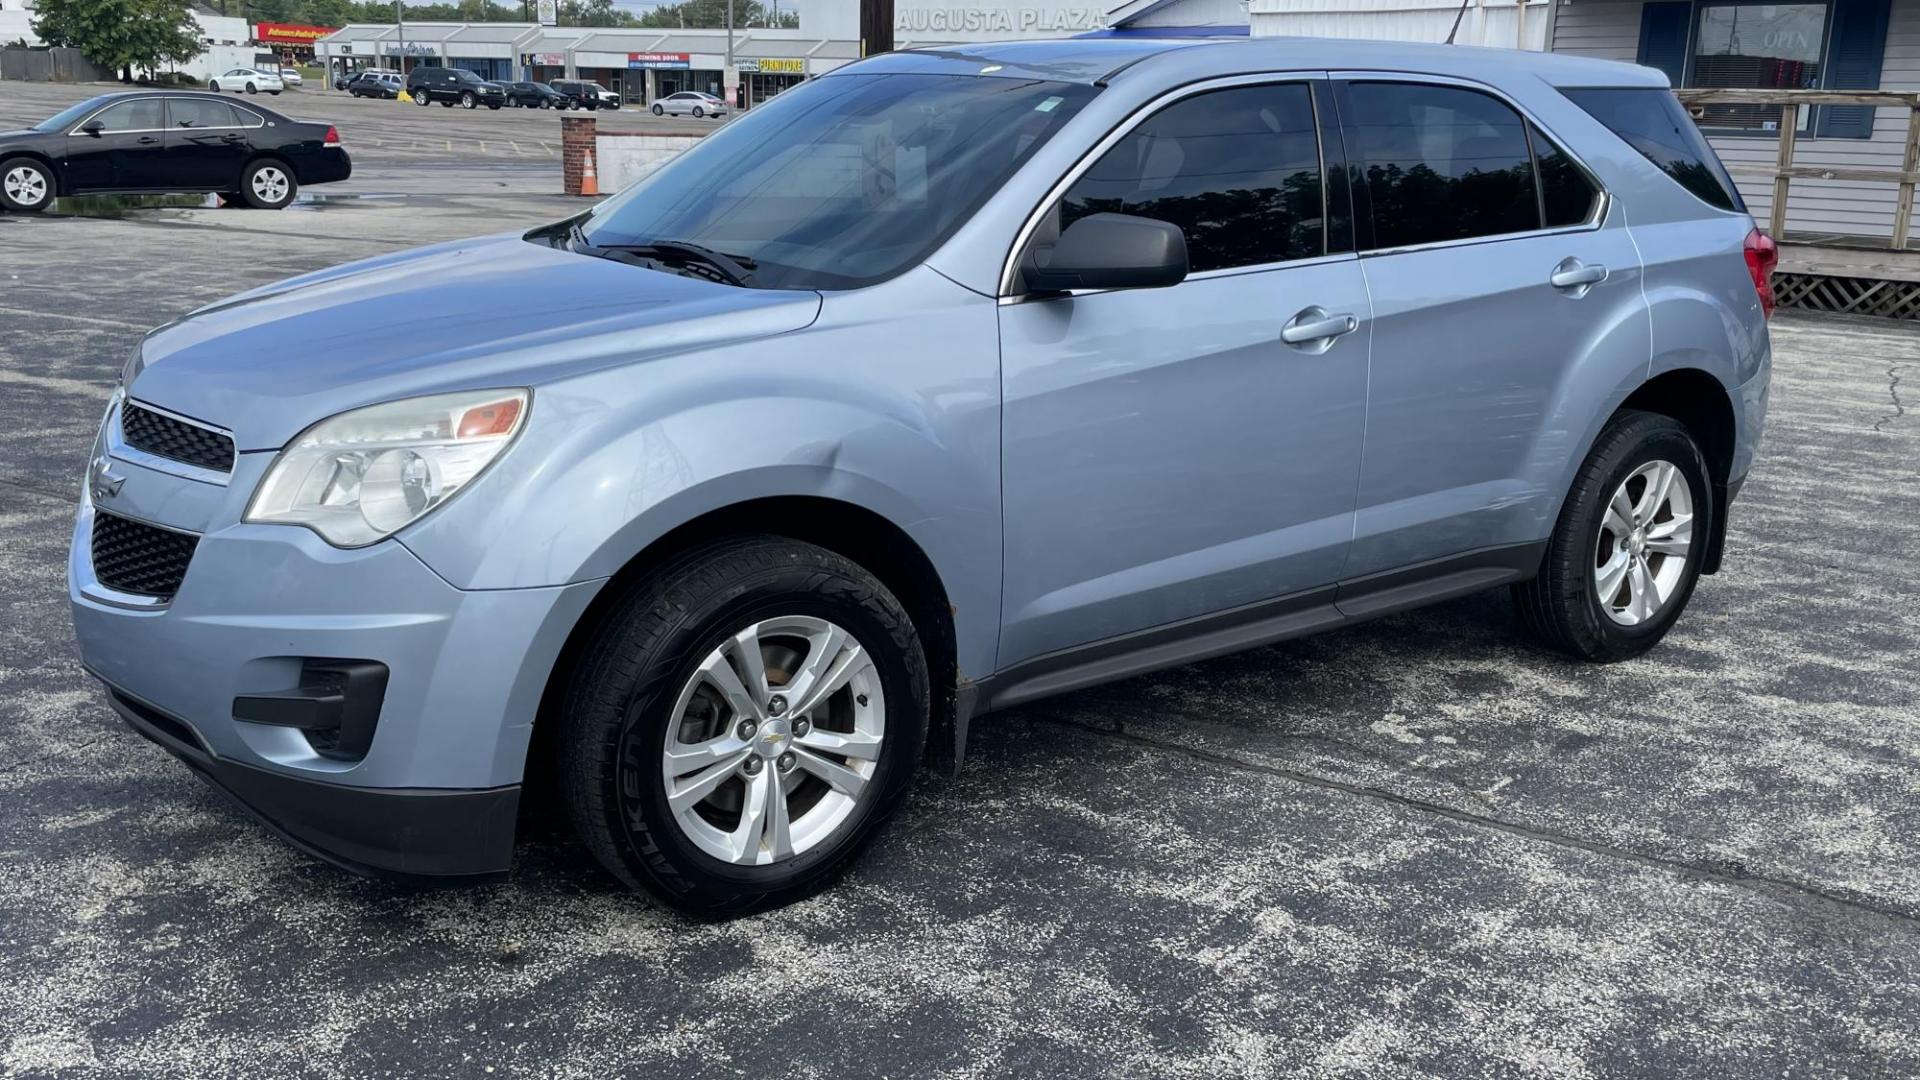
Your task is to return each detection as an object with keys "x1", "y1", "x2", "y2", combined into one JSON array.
[{"x1": 314, "y1": 0, "x2": 1243, "y2": 109}]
